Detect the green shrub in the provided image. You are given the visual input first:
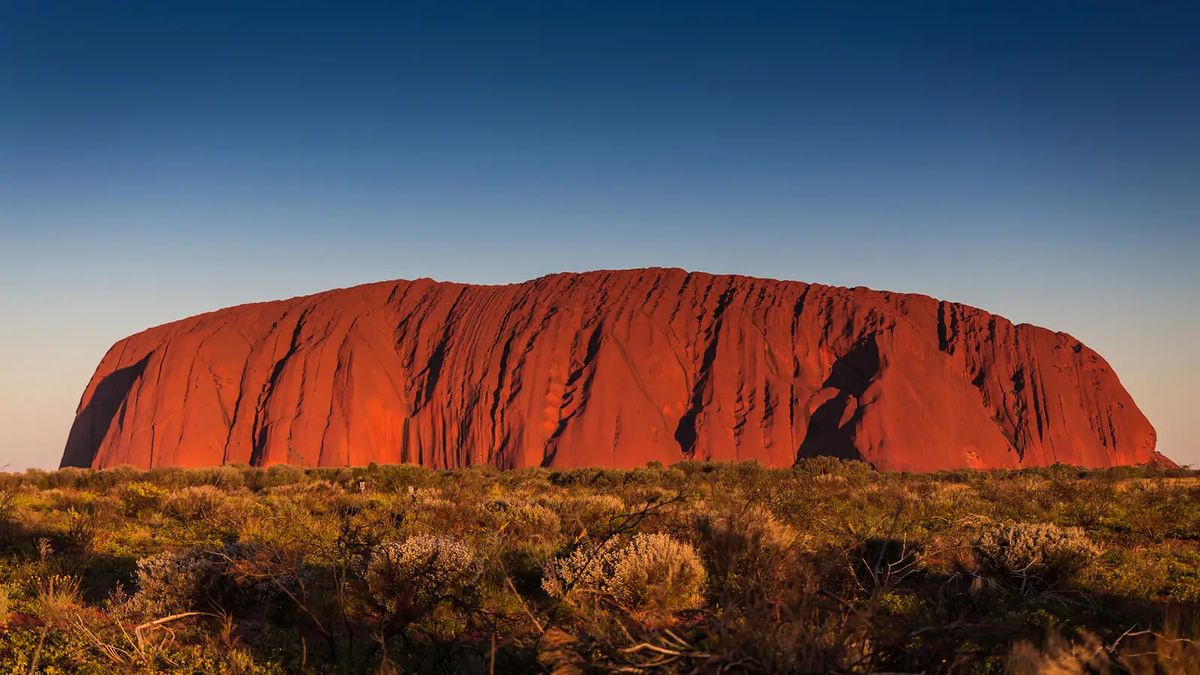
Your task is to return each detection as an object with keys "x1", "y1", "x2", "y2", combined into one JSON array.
[
  {"x1": 487, "y1": 496, "x2": 560, "y2": 528},
  {"x1": 163, "y1": 484, "x2": 241, "y2": 524},
  {"x1": 260, "y1": 464, "x2": 308, "y2": 489},
  {"x1": 697, "y1": 505, "x2": 799, "y2": 594},
  {"x1": 973, "y1": 521, "x2": 1099, "y2": 592},
  {"x1": 793, "y1": 456, "x2": 876, "y2": 480},
  {"x1": 115, "y1": 481, "x2": 169, "y2": 514},
  {"x1": 131, "y1": 542, "x2": 291, "y2": 616}
]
